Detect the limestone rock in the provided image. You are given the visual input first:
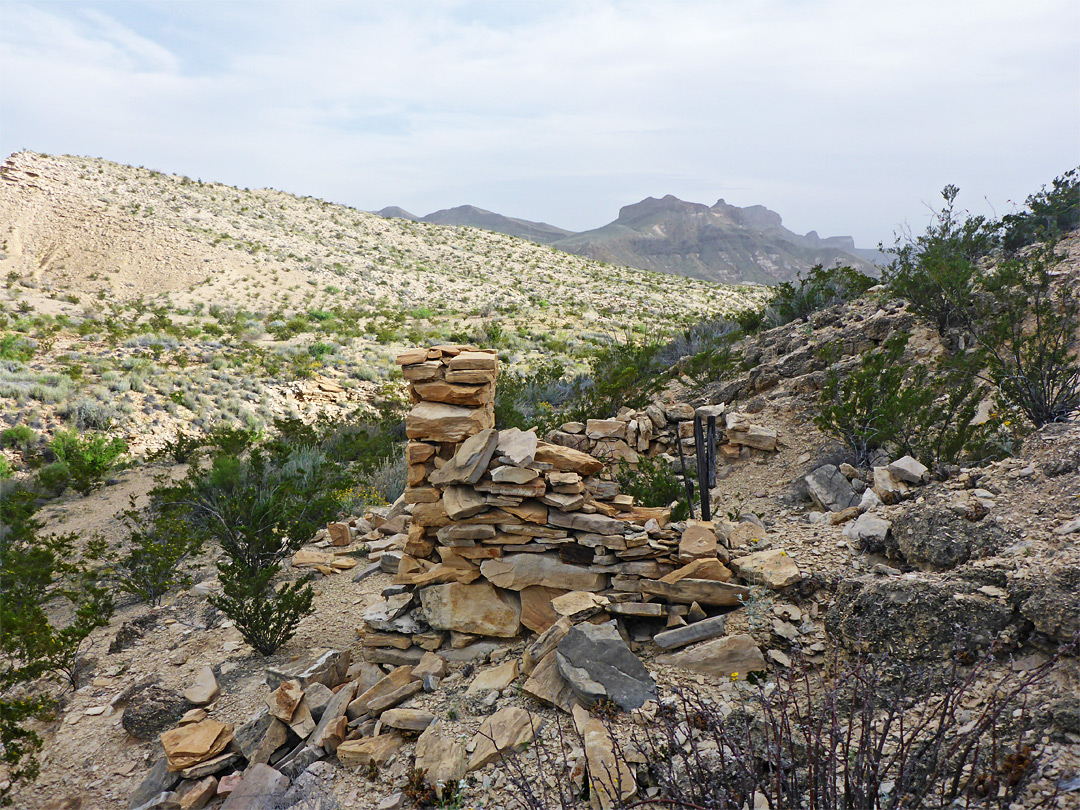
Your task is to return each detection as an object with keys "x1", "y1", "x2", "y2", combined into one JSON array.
[
  {"x1": 656, "y1": 634, "x2": 766, "y2": 679},
  {"x1": 660, "y1": 558, "x2": 732, "y2": 584},
  {"x1": 498, "y1": 428, "x2": 539, "y2": 467},
  {"x1": 468, "y1": 707, "x2": 538, "y2": 771},
  {"x1": 380, "y1": 708, "x2": 435, "y2": 732},
  {"x1": 555, "y1": 621, "x2": 655, "y2": 710},
  {"x1": 888, "y1": 455, "x2": 929, "y2": 484},
  {"x1": 522, "y1": 650, "x2": 577, "y2": 713},
  {"x1": 872, "y1": 466, "x2": 909, "y2": 504},
  {"x1": 519, "y1": 585, "x2": 566, "y2": 633},
  {"x1": 411, "y1": 380, "x2": 493, "y2": 407},
  {"x1": 534, "y1": 442, "x2": 604, "y2": 475},
  {"x1": 348, "y1": 666, "x2": 417, "y2": 718},
  {"x1": 337, "y1": 734, "x2": 404, "y2": 768},
  {"x1": 419, "y1": 581, "x2": 522, "y2": 637},
  {"x1": 265, "y1": 648, "x2": 350, "y2": 690},
  {"x1": 523, "y1": 617, "x2": 573, "y2": 675},
  {"x1": 679, "y1": 520, "x2": 718, "y2": 563},
  {"x1": 552, "y1": 591, "x2": 609, "y2": 622},
  {"x1": 429, "y1": 428, "x2": 499, "y2": 486},
  {"x1": 122, "y1": 686, "x2": 189, "y2": 741},
  {"x1": 729, "y1": 550, "x2": 801, "y2": 589},
  {"x1": 574, "y1": 705, "x2": 636, "y2": 809},
  {"x1": 161, "y1": 718, "x2": 234, "y2": 772},
  {"x1": 414, "y1": 721, "x2": 467, "y2": 799},
  {"x1": 219, "y1": 764, "x2": 288, "y2": 810},
  {"x1": 266, "y1": 680, "x2": 303, "y2": 723},
  {"x1": 406, "y1": 401, "x2": 490, "y2": 442},
  {"x1": 842, "y1": 513, "x2": 891, "y2": 547},
  {"x1": 805, "y1": 465, "x2": 859, "y2": 512},
  {"x1": 653, "y1": 615, "x2": 728, "y2": 650},
  {"x1": 481, "y1": 554, "x2": 606, "y2": 592},
  {"x1": 467, "y1": 659, "x2": 520, "y2": 695}
]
